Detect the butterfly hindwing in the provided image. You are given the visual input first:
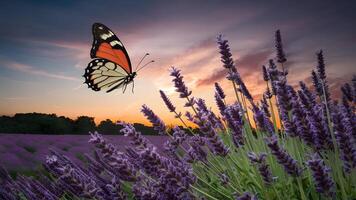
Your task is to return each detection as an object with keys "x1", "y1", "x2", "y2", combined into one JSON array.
[
  {"x1": 90, "y1": 23, "x2": 132, "y2": 74},
  {"x1": 83, "y1": 58, "x2": 129, "y2": 92}
]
